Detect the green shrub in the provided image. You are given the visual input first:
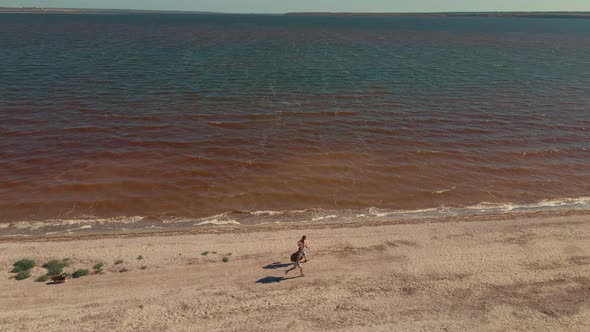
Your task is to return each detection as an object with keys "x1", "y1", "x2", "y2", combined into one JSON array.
[
  {"x1": 136, "y1": 255, "x2": 143, "y2": 260},
  {"x1": 201, "y1": 251, "x2": 209, "y2": 256},
  {"x1": 15, "y1": 271, "x2": 31, "y2": 280},
  {"x1": 35, "y1": 275, "x2": 49, "y2": 283},
  {"x1": 11, "y1": 259, "x2": 36, "y2": 273},
  {"x1": 93, "y1": 263, "x2": 104, "y2": 271},
  {"x1": 72, "y1": 269, "x2": 89, "y2": 278},
  {"x1": 140, "y1": 266, "x2": 147, "y2": 270},
  {"x1": 42, "y1": 260, "x2": 67, "y2": 276},
  {"x1": 119, "y1": 268, "x2": 128, "y2": 273},
  {"x1": 222, "y1": 257, "x2": 229, "y2": 263},
  {"x1": 114, "y1": 259, "x2": 124, "y2": 265}
]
